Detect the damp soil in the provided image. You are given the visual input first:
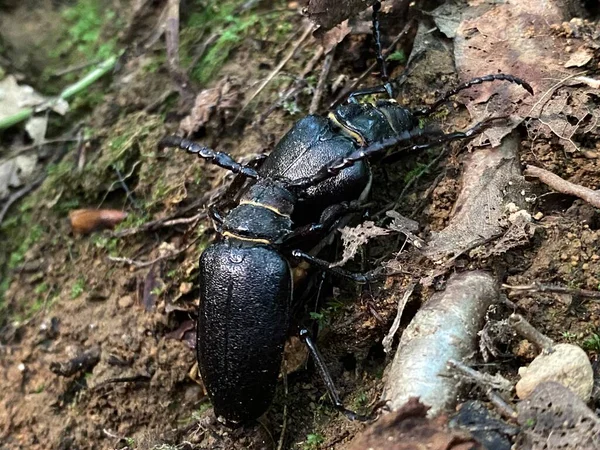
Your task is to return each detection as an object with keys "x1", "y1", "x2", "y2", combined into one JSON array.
[{"x1": 0, "y1": 1, "x2": 599, "y2": 449}]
